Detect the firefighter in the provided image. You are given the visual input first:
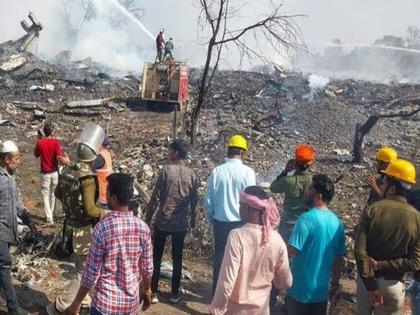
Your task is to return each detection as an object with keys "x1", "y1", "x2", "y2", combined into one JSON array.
[
  {"x1": 156, "y1": 29, "x2": 165, "y2": 63},
  {"x1": 164, "y1": 37, "x2": 174, "y2": 60},
  {"x1": 47, "y1": 123, "x2": 108, "y2": 315}
]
